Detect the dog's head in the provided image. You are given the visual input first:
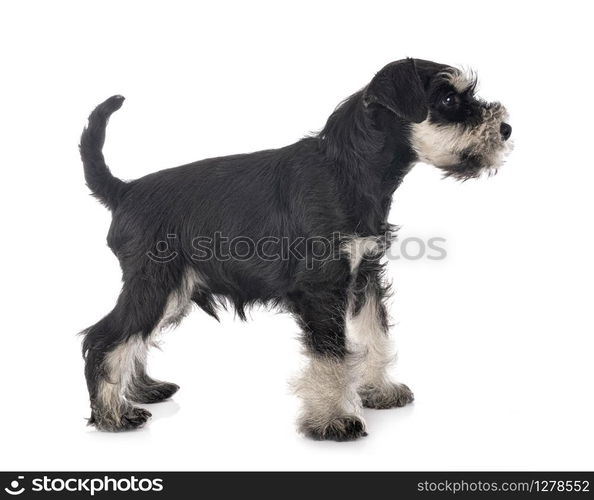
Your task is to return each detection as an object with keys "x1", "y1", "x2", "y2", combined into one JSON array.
[{"x1": 364, "y1": 58, "x2": 512, "y2": 180}]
